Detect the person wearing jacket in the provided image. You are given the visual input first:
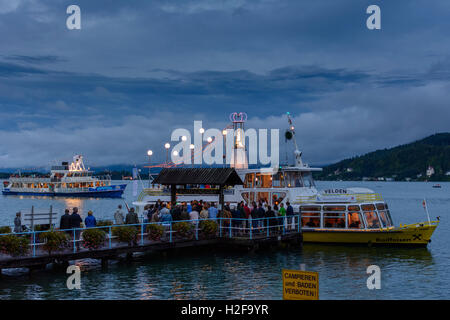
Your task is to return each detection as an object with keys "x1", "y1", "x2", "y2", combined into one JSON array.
[
  {"x1": 85, "y1": 210, "x2": 97, "y2": 228},
  {"x1": 60, "y1": 209, "x2": 72, "y2": 233},
  {"x1": 70, "y1": 207, "x2": 83, "y2": 249},
  {"x1": 125, "y1": 207, "x2": 139, "y2": 225},
  {"x1": 160, "y1": 208, "x2": 173, "y2": 225}
]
